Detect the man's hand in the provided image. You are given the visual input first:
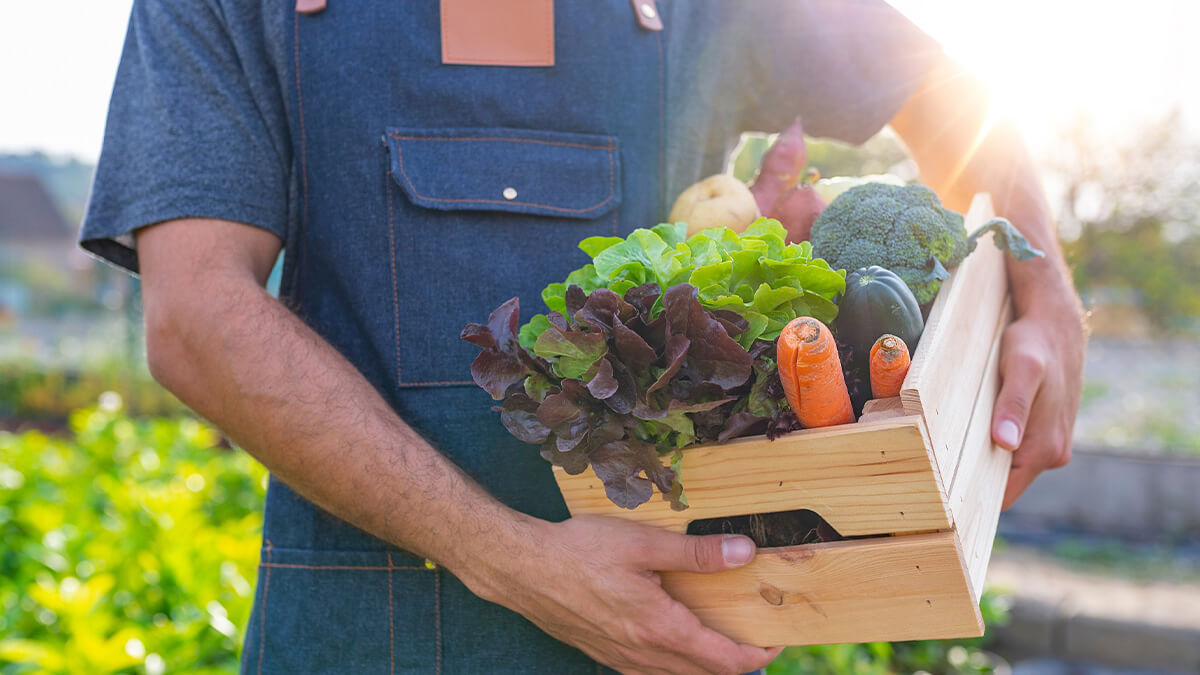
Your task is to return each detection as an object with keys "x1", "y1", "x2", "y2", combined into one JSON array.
[
  {"x1": 889, "y1": 58, "x2": 1087, "y2": 508},
  {"x1": 992, "y1": 296, "x2": 1085, "y2": 508},
  {"x1": 137, "y1": 218, "x2": 780, "y2": 674},
  {"x1": 462, "y1": 515, "x2": 782, "y2": 675}
]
